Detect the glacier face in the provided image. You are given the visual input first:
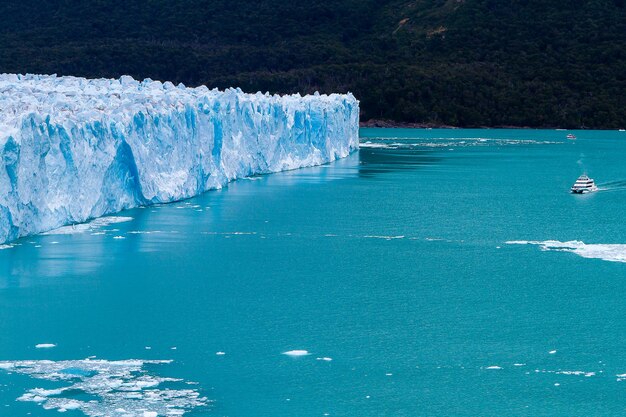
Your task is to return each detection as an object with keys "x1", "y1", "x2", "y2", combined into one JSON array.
[{"x1": 0, "y1": 74, "x2": 359, "y2": 244}]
